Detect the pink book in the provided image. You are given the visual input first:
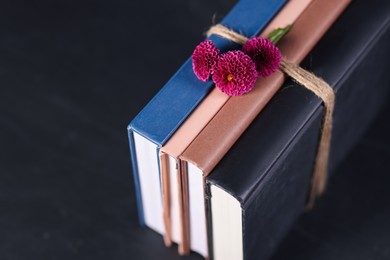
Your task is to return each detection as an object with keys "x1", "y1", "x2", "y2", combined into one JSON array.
[{"x1": 159, "y1": 0, "x2": 314, "y2": 256}]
